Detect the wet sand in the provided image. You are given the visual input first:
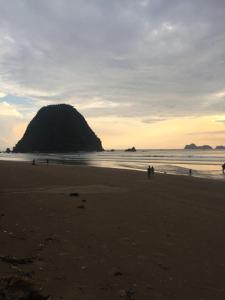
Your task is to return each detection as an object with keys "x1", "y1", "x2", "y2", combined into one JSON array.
[{"x1": 0, "y1": 160, "x2": 225, "y2": 299}]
